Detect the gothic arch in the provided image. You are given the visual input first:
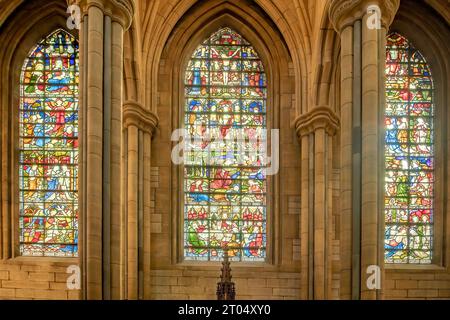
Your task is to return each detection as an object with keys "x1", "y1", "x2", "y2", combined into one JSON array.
[
  {"x1": 123, "y1": 22, "x2": 141, "y2": 102},
  {"x1": 149, "y1": 0, "x2": 302, "y2": 299},
  {"x1": 0, "y1": 0, "x2": 79, "y2": 259},
  {"x1": 0, "y1": 0, "x2": 81, "y2": 300},
  {"x1": 141, "y1": 0, "x2": 309, "y2": 117},
  {"x1": 308, "y1": 1, "x2": 343, "y2": 300},
  {"x1": 0, "y1": 0, "x2": 24, "y2": 26},
  {"x1": 311, "y1": 0, "x2": 341, "y2": 113}
]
